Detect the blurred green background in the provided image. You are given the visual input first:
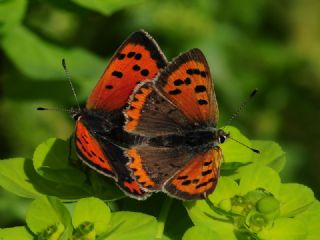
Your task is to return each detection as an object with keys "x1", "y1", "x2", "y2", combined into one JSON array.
[{"x1": 0, "y1": 0, "x2": 319, "y2": 228}]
